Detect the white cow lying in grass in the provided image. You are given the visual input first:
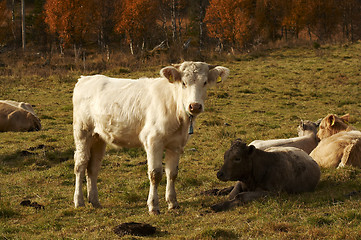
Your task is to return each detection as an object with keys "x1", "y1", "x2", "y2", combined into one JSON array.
[
  {"x1": 72, "y1": 61, "x2": 229, "y2": 214},
  {"x1": 249, "y1": 119, "x2": 320, "y2": 154}
]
